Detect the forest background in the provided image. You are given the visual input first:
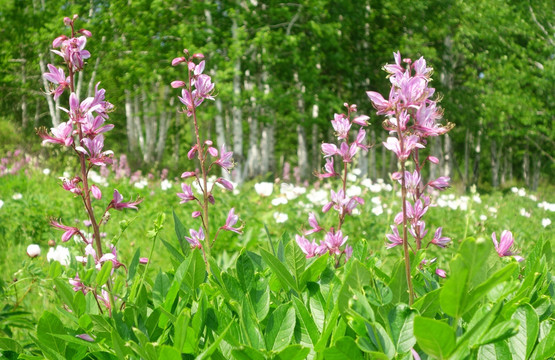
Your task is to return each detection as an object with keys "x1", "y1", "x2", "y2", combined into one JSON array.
[{"x1": 1, "y1": 0, "x2": 553, "y2": 189}]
